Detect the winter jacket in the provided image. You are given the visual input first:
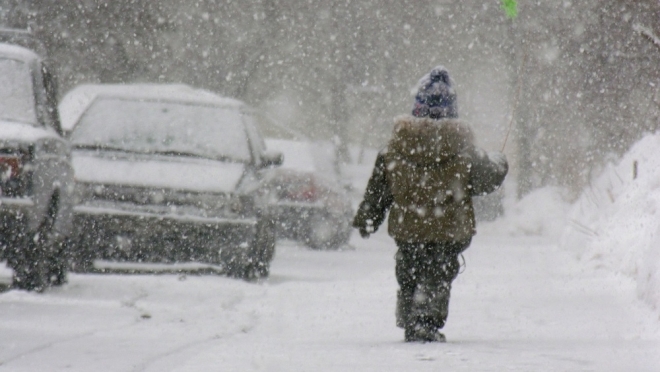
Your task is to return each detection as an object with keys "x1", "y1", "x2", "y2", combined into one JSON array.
[{"x1": 353, "y1": 115, "x2": 508, "y2": 243}]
